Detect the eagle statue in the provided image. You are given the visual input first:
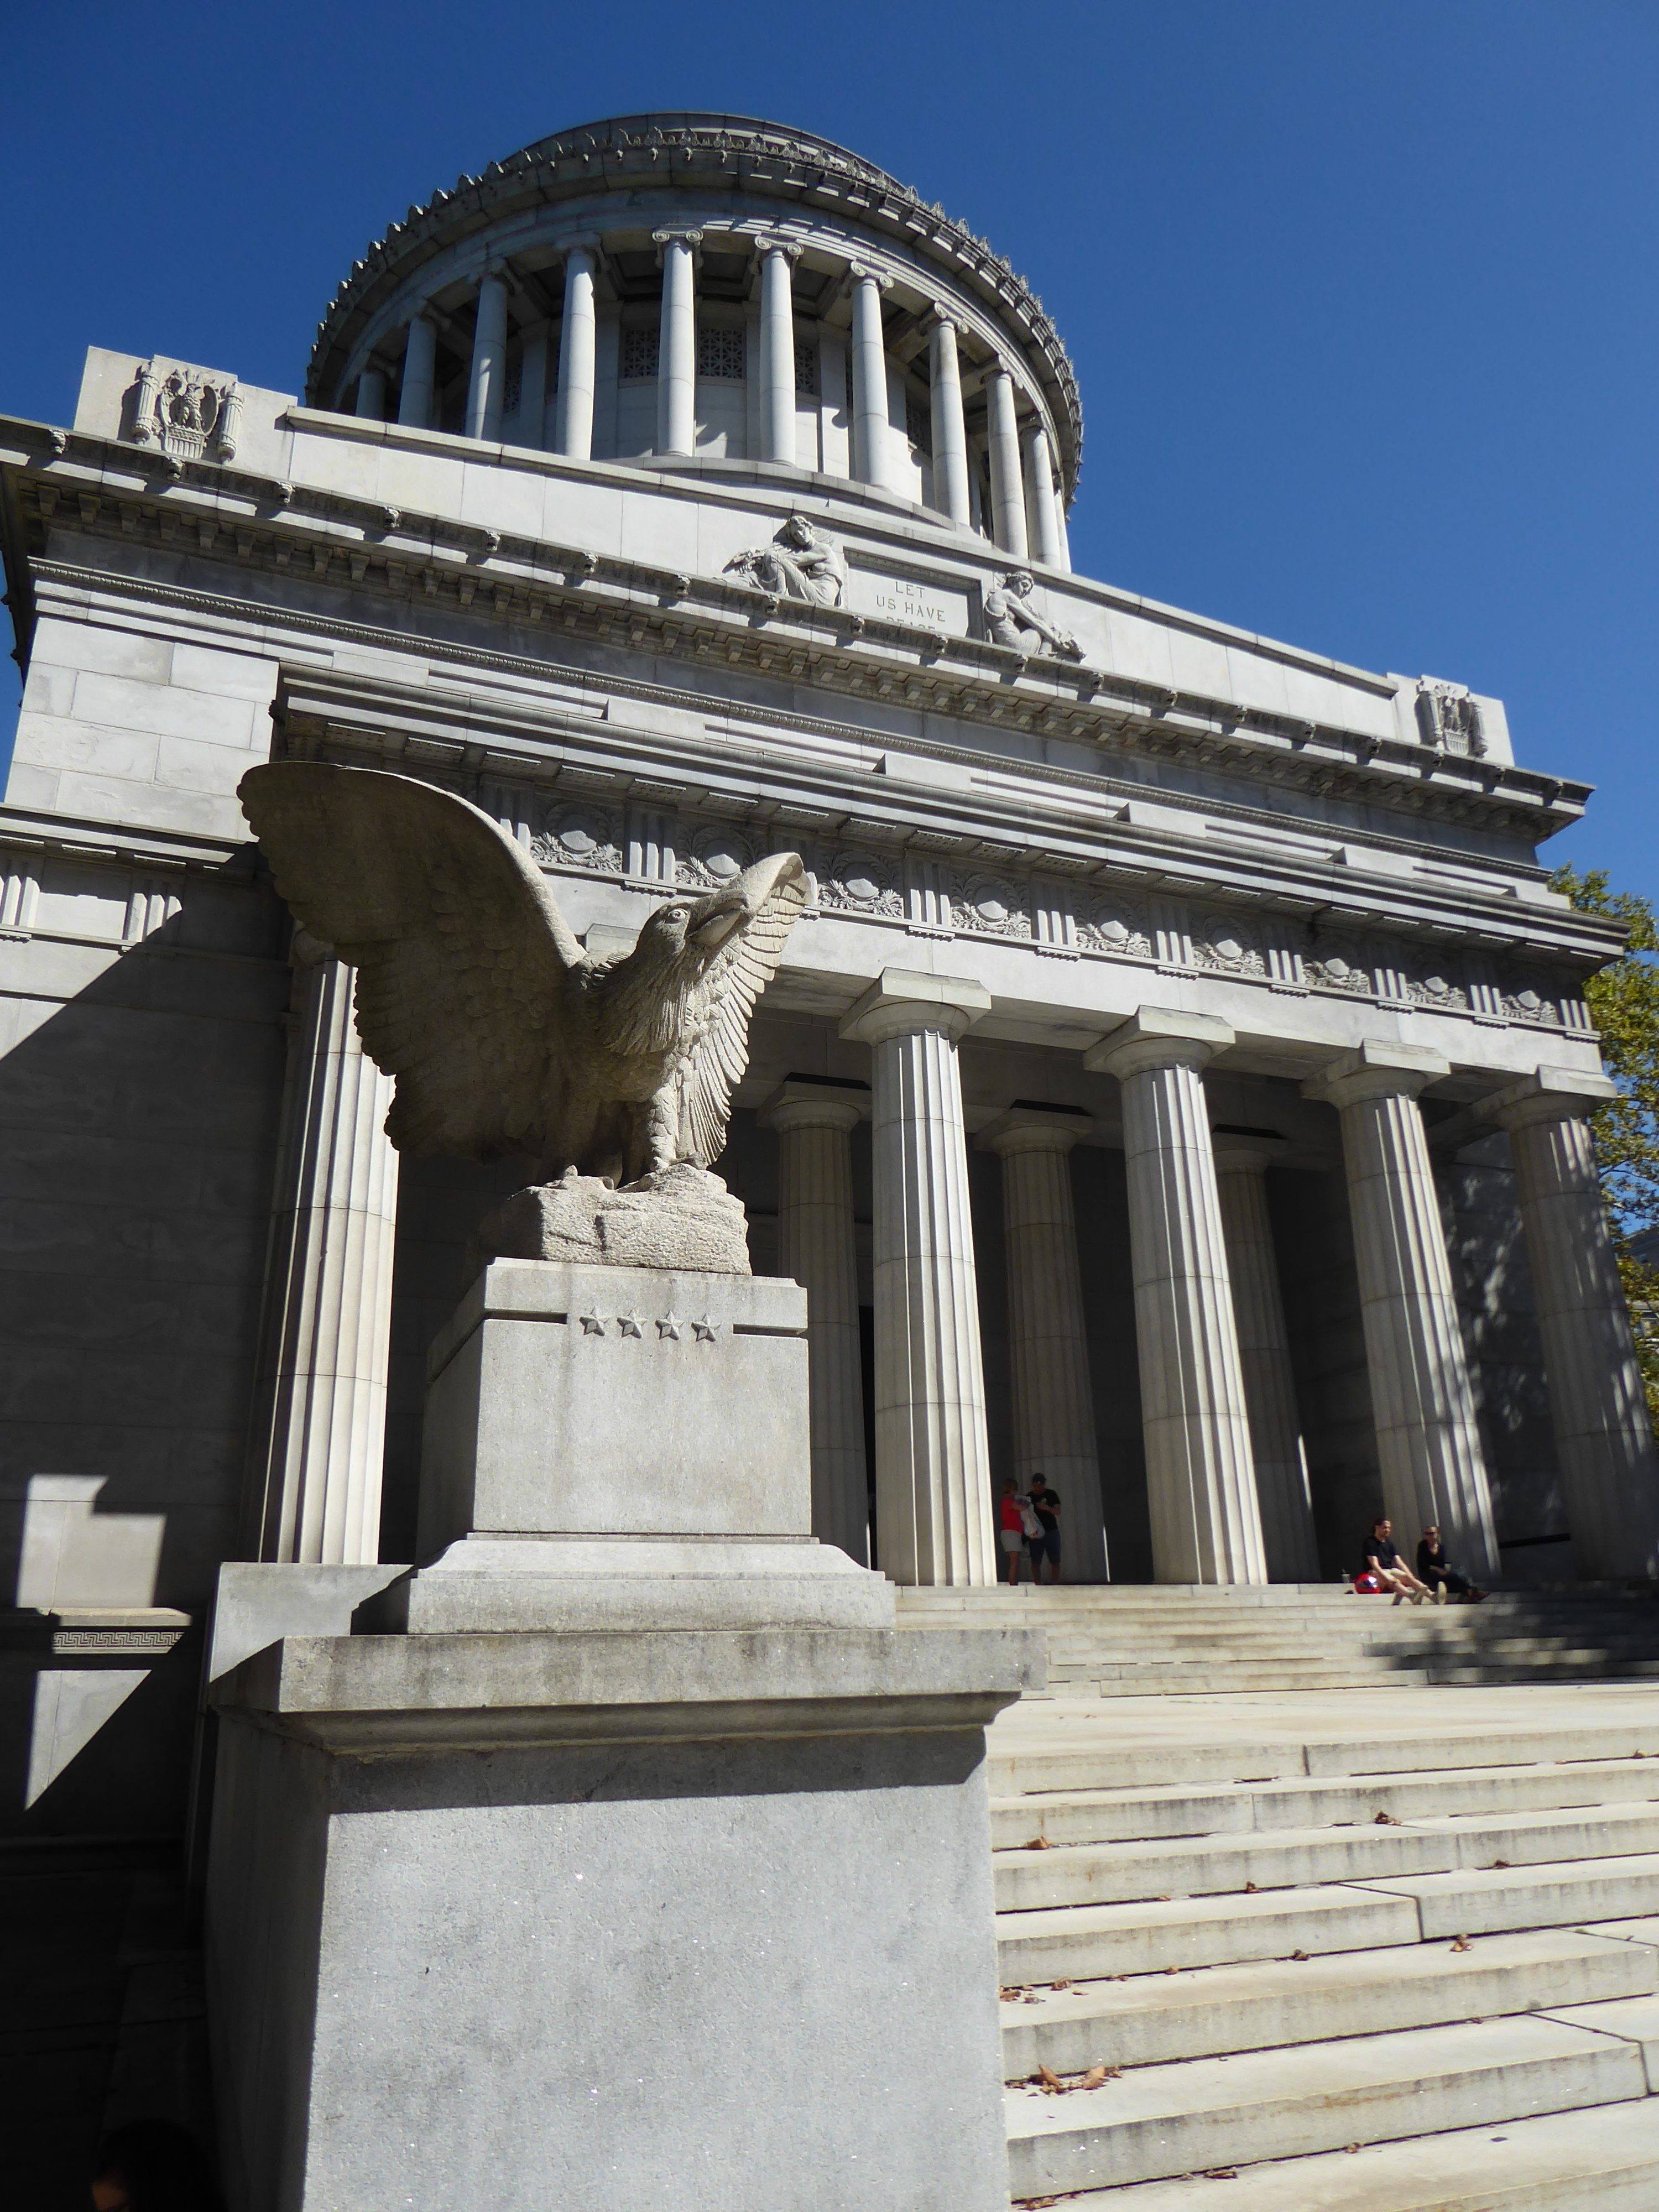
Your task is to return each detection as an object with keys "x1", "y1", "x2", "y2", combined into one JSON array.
[{"x1": 238, "y1": 763, "x2": 807, "y2": 1192}]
